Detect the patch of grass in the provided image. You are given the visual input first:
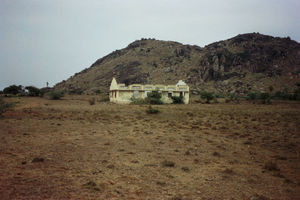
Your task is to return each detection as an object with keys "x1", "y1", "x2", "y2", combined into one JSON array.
[
  {"x1": 181, "y1": 166, "x2": 190, "y2": 172},
  {"x1": 222, "y1": 168, "x2": 234, "y2": 175},
  {"x1": 88, "y1": 97, "x2": 96, "y2": 105},
  {"x1": 161, "y1": 160, "x2": 175, "y2": 167},
  {"x1": 146, "y1": 105, "x2": 160, "y2": 114},
  {"x1": 212, "y1": 152, "x2": 221, "y2": 157},
  {"x1": 83, "y1": 181, "x2": 101, "y2": 192},
  {"x1": 0, "y1": 97, "x2": 14, "y2": 116},
  {"x1": 264, "y1": 161, "x2": 280, "y2": 171},
  {"x1": 32, "y1": 157, "x2": 44, "y2": 163}
]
